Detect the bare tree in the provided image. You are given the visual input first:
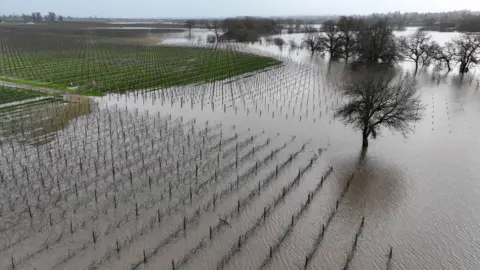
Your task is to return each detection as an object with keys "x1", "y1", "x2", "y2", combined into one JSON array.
[
  {"x1": 335, "y1": 72, "x2": 423, "y2": 148},
  {"x1": 185, "y1": 20, "x2": 195, "y2": 36},
  {"x1": 419, "y1": 42, "x2": 436, "y2": 67},
  {"x1": 398, "y1": 29, "x2": 432, "y2": 73},
  {"x1": 451, "y1": 33, "x2": 480, "y2": 74},
  {"x1": 338, "y1": 16, "x2": 362, "y2": 63},
  {"x1": 429, "y1": 41, "x2": 455, "y2": 72},
  {"x1": 302, "y1": 34, "x2": 323, "y2": 55},
  {"x1": 319, "y1": 20, "x2": 343, "y2": 60},
  {"x1": 208, "y1": 20, "x2": 222, "y2": 42}
]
